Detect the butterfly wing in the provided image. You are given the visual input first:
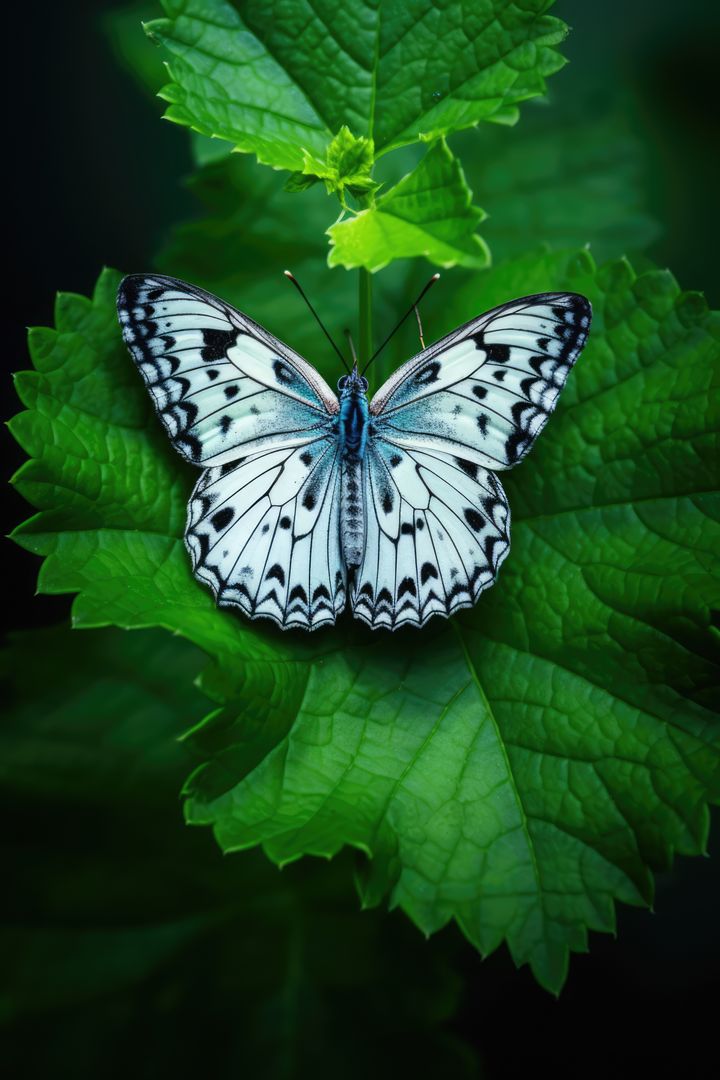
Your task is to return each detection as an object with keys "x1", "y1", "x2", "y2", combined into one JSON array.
[
  {"x1": 187, "y1": 439, "x2": 345, "y2": 629},
  {"x1": 352, "y1": 440, "x2": 510, "y2": 629},
  {"x1": 117, "y1": 274, "x2": 345, "y2": 629},
  {"x1": 352, "y1": 293, "x2": 591, "y2": 628},
  {"x1": 369, "y1": 292, "x2": 591, "y2": 469},
  {"x1": 117, "y1": 274, "x2": 339, "y2": 465}
]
